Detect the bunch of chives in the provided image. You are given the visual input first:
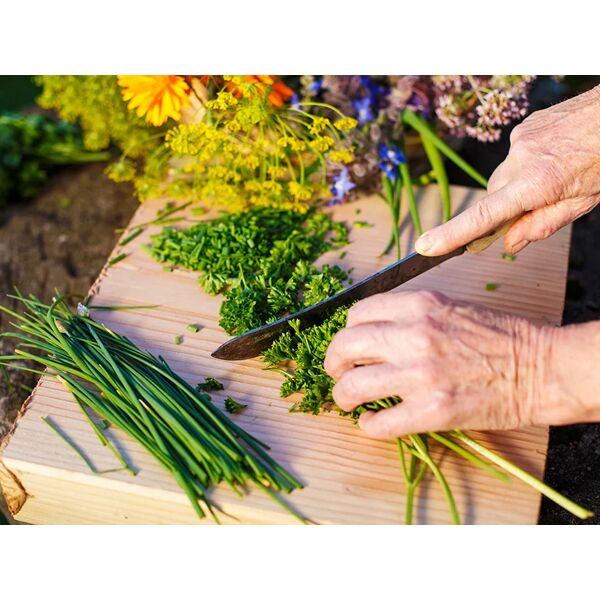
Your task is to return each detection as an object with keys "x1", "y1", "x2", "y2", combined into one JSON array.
[{"x1": 0, "y1": 292, "x2": 305, "y2": 523}]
